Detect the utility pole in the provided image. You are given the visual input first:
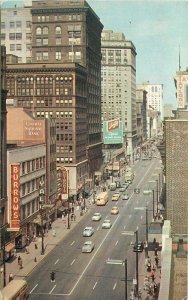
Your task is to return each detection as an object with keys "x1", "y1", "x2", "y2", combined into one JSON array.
[
  {"x1": 146, "y1": 207, "x2": 148, "y2": 243},
  {"x1": 67, "y1": 171, "x2": 70, "y2": 229},
  {"x1": 156, "y1": 179, "x2": 159, "y2": 214},
  {"x1": 39, "y1": 182, "x2": 45, "y2": 255},
  {"x1": 152, "y1": 189, "x2": 155, "y2": 219},
  {"x1": 135, "y1": 230, "x2": 139, "y2": 296},
  {"x1": 124, "y1": 258, "x2": 127, "y2": 300}
]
